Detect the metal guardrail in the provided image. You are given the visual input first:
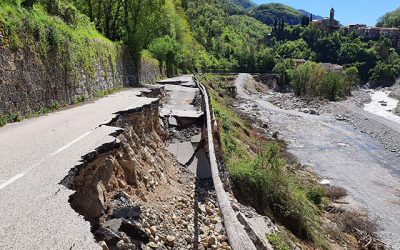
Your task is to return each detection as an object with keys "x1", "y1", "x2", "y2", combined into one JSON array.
[{"x1": 193, "y1": 76, "x2": 257, "y2": 250}]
